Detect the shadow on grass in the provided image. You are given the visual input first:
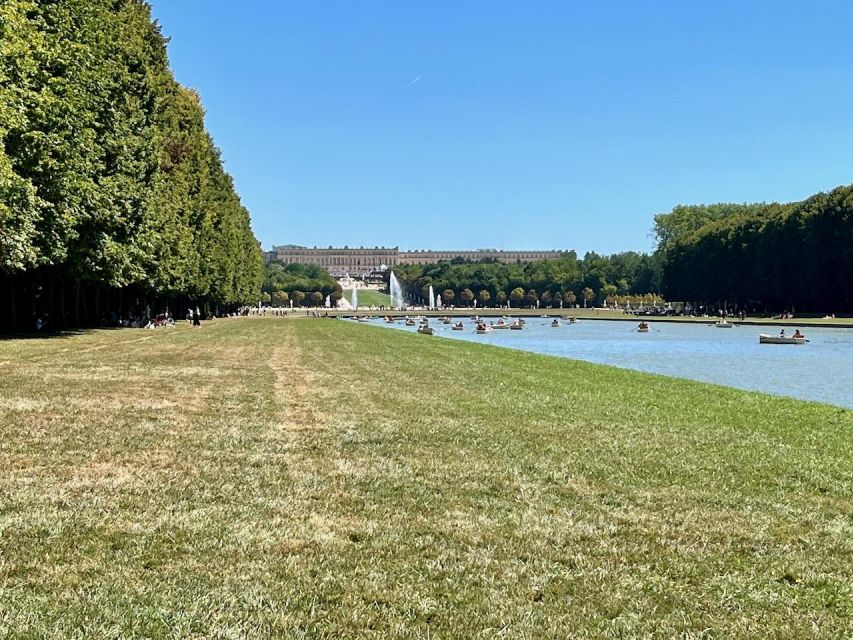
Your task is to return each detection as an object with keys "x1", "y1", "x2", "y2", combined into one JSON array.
[{"x1": 0, "y1": 326, "x2": 129, "y2": 342}]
